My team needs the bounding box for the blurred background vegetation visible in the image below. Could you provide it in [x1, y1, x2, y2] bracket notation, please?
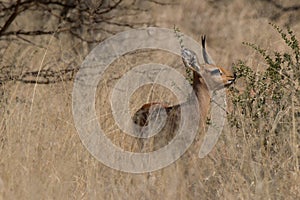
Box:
[0, 0, 299, 199]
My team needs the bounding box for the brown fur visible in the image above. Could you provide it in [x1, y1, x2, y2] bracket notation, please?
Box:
[132, 36, 236, 152]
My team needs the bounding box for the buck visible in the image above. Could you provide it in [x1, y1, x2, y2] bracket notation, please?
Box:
[132, 35, 236, 152]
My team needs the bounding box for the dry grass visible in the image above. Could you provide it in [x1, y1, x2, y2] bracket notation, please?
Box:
[0, 0, 300, 199]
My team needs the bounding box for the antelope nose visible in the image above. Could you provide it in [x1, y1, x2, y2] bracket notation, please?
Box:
[231, 73, 237, 83]
[227, 73, 236, 85]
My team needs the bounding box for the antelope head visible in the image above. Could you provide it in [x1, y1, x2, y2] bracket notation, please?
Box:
[181, 35, 236, 91]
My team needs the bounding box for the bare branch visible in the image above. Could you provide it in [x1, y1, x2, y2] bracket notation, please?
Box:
[147, 0, 178, 6]
[261, 0, 300, 12]
[0, 67, 77, 85]
[1, 30, 56, 36]
[0, 0, 21, 35]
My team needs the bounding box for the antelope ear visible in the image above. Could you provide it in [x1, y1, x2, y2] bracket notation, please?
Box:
[201, 35, 215, 65]
[181, 47, 202, 73]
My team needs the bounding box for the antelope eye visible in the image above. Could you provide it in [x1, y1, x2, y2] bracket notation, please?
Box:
[211, 69, 222, 76]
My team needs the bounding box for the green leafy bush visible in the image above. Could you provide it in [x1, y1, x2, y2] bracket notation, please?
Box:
[228, 23, 299, 171]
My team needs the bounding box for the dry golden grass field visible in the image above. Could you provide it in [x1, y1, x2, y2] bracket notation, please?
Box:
[0, 0, 300, 199]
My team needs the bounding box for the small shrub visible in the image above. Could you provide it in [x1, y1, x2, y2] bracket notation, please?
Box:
[228, 23, 299, 176]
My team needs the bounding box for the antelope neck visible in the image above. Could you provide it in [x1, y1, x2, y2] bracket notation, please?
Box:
[192, 71, 211, 125]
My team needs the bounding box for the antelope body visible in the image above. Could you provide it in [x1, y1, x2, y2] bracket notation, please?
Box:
[132, 35, 236, 152]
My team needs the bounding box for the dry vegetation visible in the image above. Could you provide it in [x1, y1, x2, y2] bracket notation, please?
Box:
[0, 0, 300, 199]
